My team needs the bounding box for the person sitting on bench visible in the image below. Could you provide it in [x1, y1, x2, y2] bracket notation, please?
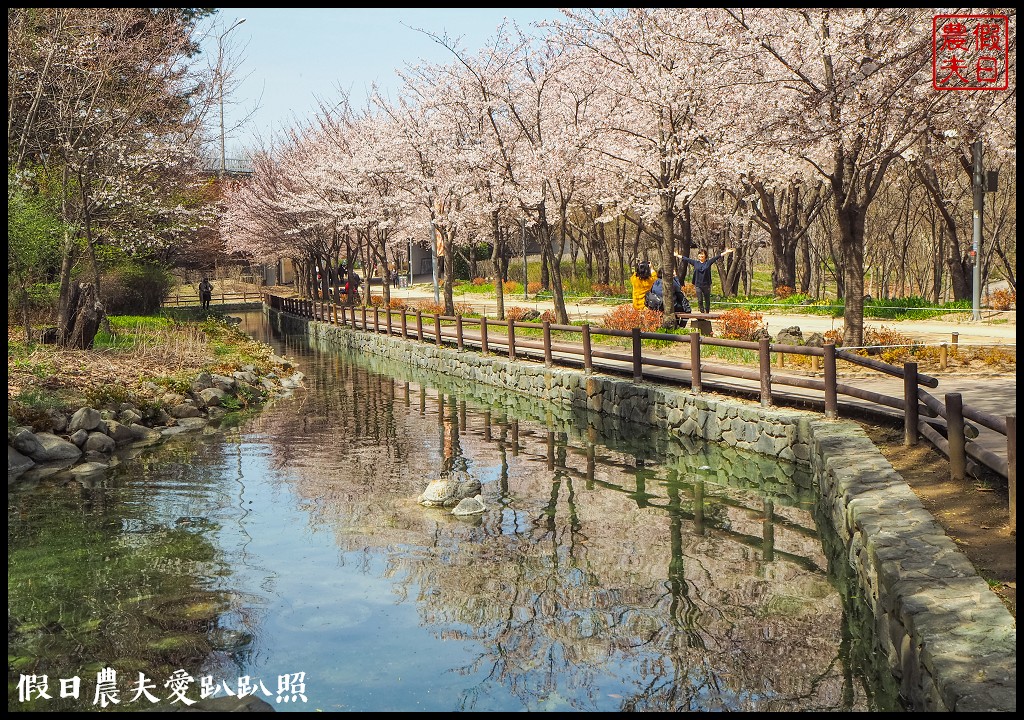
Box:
[644, 273, 691, 326]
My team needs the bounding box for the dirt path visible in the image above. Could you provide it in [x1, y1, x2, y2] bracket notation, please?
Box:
[859, 417, 1015, 618]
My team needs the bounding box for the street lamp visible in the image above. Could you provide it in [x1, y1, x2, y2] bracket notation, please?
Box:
[218, 17, 246, 178]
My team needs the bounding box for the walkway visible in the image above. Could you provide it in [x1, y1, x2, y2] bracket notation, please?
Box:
[383, 279, 1017, 347]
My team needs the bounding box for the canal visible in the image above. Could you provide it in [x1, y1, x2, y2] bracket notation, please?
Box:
[8, 309, 903, 712]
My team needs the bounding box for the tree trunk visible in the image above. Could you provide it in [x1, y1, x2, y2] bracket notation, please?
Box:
[838, 205, 866, 347]
[64, 282, 105, 350]
[539, 221, 570, 325]
[442, 232, 455, 316]
[799, 232, 813, 294]
[491, 211, 505, 320]
[658, 197, 676, 328]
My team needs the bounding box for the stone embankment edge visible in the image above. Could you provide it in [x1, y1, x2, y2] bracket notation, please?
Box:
[8, 353, 303, 485]
[286, 308, 1015, 712]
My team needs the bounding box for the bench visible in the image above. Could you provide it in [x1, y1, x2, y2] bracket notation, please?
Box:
[675, 312, 723, 336]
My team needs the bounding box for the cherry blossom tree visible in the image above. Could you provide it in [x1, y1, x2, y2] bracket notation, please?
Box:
[8, 8, 214, 346]
[555, 8, 739, 326]
[722, 7, 1014, 344]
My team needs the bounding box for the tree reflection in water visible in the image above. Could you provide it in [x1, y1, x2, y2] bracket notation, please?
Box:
[236, 312, 904, 711]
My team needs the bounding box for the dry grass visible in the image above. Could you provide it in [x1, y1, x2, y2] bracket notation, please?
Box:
[7, 317, 272, 415]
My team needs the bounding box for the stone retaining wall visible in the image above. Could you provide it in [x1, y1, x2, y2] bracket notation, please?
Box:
[281, 309, 1015, 712]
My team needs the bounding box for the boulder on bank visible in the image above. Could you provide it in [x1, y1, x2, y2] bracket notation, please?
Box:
[28, 433, 83, 463]
[8, 447, 35, 480]
[9, 360, 306, 485]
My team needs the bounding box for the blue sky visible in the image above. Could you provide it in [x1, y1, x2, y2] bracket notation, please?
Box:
[202, 8, 568, 156]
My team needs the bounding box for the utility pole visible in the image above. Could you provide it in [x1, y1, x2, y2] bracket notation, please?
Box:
[218, 18, 246, 179]
[408, 237, 413, 287]
[521, 218, 528, 300]
[430, 223, 440, 304]
[971, 140, 983, 321]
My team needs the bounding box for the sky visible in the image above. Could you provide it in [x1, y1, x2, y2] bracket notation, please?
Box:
[201, 8, 569, 158]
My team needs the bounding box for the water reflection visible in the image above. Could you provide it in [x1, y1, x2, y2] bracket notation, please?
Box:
[6, 311, 902, 712]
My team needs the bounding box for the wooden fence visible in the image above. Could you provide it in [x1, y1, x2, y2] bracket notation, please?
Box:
[265, 293, 1016, 530]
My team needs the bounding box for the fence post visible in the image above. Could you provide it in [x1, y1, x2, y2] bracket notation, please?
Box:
[690, 331, 702, 393]
[401, 310, 407, 339]
[361, 306, 367, 331]
[416, 310, 423, 342]
[904, 361, 919, 446]
[373, 306, 380, 333]
[759, 337, 772, 407]
[945, 393, 966, 482]
[1008, 415, 1016, 534]
[777, 351, 785, 369]
[824, 343, 837, 419]
[434, 314, 442, 347]
[939, 342, 947, 371]
[582, 323, 592, 373]
[507, 318, 516, 361]
[811, 352, 819, 373]
[543, 321, 552, 367]
[951, 332, 959, 351]
[333, 303, 338, 325]
[456, 315, 464, 351]
[386, 308, 392, 336]
[632, 328, 643, 381]
[480, 318, 489, 355]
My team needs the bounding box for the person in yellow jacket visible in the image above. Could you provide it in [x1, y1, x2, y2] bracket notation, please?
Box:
[629, 260, 657, 310]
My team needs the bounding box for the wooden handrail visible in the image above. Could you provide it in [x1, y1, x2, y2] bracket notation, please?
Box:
[263, 292, 1011, 483]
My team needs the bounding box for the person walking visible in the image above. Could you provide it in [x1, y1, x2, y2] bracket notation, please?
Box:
[198, 276, 213, 312]
[629, 260, 657, 311]
[675, 247, 734, 314]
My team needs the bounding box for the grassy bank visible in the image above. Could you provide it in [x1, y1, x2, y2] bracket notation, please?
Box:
[8, 314, 279, 432]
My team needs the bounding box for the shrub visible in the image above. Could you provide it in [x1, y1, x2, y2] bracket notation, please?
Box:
[681, 282, 697, 299]
[773, 285, 795, 299]
[504, 306, 534, 322]
[101, 263, 174, 315]
[527, 281, 543, 295]
[862, 325, 920, 363]
[368, 294, 385, 307]
[413, 301, 446, 316]
[862, 325, 915, 351]
[601, 304, 664, 332]
[971, 345, 1015, 367]
[453, 303, 476, 317]
[386, 298, 406, 310]
[539, 310, 557, 324]
[823, 329, 843, 347]
[472, 277, 487, 286]
[990, 288, 1015, 310]
[593, 283, 628, 297]
[718, 308, 765, 341]
[503, 280, 520, 294]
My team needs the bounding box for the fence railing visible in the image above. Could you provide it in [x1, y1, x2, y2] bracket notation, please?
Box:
[162, 289, 263, 307]
[265, 293, 1015, 531]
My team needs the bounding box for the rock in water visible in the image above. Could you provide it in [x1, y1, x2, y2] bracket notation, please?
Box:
[418, 470, 482, 507]
[451, 495, 487, 516]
